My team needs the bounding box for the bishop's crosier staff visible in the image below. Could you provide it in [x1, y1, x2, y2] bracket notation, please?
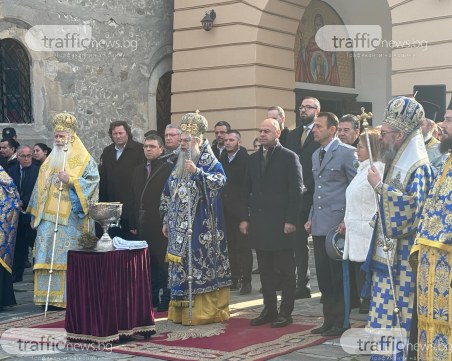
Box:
[44, 135, 69, 318]
[359, 108, 407, 359]
[180, 113, 199, 325]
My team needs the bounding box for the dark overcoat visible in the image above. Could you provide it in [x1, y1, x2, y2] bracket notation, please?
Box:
[242, 142, 304, 251]
[219, 146, 249, 220]
[99, 139, 144, 221]
[129, 158, 173, 252]
[8, 163, 39, 224]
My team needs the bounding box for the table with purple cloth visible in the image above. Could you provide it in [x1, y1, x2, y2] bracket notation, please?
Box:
[65, 248, 155, 343]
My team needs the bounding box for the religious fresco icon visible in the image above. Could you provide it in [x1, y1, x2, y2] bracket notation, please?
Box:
[295, 1, 354, 88]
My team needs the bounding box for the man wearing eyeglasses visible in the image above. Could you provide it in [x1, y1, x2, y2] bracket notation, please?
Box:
[163, 124, 181, 162]
[8, 146, 39, 283]
[364, 96, 435, 361]
[212, 120, 231, 159]
[286, 97, 321, 301]
[130, 134, 173, 311]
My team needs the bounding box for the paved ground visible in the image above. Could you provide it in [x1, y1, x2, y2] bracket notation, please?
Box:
[0, 245, 370, 361]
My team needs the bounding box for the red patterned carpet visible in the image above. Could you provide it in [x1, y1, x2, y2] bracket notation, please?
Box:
[112, 309, 332, 361]
[0, 309, 364, 361]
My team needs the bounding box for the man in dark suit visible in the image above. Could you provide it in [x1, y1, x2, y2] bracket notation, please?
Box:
[305, 112, 357, 336]
[240, 118, 304, 328]
[211, 121, 231, 159]
[219, 130, 252, 294]
[130, 134, 173, 311]
[286, 96, 321, 300]
[8, 145, 39, 282]
[99, 121, 144, 239]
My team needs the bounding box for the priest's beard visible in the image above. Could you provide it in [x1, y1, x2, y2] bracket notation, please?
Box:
[174, 144, 201, 178]
[439, 134, 452, 154]
[380, 139, 398, 165]
[48, 142, 71, 171]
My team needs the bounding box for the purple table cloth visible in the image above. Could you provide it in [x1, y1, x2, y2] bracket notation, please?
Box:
[65, 248, 155, 343]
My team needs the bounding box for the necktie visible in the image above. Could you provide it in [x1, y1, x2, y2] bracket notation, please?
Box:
[146, 163, 151, 178]
[319, 149, 326, 164]
[300, 127, 308, 147]
[261, 148, 268, 171]
[20, 168, 25, 192]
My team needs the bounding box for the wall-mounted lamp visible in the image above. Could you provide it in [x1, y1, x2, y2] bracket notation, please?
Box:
[201, 9, 216, 31]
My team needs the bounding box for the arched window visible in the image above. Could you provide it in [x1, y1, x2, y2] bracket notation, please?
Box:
[0, 38, 32, 123]
[156, 71, 172, 135]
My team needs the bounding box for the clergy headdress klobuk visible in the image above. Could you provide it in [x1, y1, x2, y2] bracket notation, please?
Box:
[52, 112, 77, 135]
[179, 110, 208, 138]
[383, 96, 424, 134]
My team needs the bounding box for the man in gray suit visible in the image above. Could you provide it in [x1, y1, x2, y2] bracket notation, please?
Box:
[305, 111, 357, 337]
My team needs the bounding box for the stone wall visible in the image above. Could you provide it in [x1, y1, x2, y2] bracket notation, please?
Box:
[0, 0, 174, 160]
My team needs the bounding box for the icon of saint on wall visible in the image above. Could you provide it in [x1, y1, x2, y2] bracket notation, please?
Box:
[295, 13, 340, 86]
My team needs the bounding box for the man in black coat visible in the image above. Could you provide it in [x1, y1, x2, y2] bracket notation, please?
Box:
[129, 134, 173, 311]
[8, 145, 39, 282]
[211, 121, 231, 160]
[285, 96, 321, 299]
[219, 130, 252, 295]
[99, 121, 145, 239]
[240, 118, 304, 328]
[267, 106, 289, 147]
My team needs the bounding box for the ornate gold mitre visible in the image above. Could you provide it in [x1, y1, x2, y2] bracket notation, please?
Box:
[52, 112, 77, 134]
[179, 110, 208, 138]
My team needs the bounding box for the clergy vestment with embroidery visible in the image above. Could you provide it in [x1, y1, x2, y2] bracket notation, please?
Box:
[28, 136, 99, 308]
[160, 139, 231, 325]
[0, 166, 20, 308]
[411, 153, 452, 361]
[362, 131, 434, 361]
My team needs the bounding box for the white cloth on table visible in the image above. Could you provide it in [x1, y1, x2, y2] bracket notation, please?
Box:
[112, 237, 148, 250]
